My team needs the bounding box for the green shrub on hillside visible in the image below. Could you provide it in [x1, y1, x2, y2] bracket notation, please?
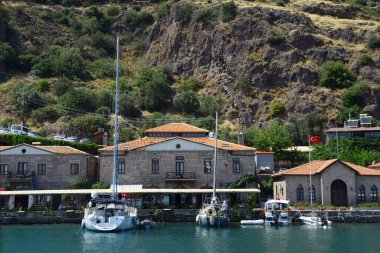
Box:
[32, 46, 86, 79]
[335, 105, 362, 126]
[198, 94, 224, 116]
[176, 1, 195, 25]
[123, 9, 154, 29]
[134, 63, 173, 111]
[104, 5, 120, 17]
[341, 83, 370, 108]
[196, 6, 217, 25]
[70, 114, 108, 138]
[58, 88, 98, 113]
[263, 28, 285, 45]
[269, 101, 286, 118]
[0, 118, 12, 128]
[88, 58, 115, 79]
[367, 33, 380, 49]
[34, 79, 50, 92]
[178, 77, 203, 92]
[220, 1, 238, 22]
[320, 61, 356, 89]
[89, 32, 115, 55]
[31, 107, 61, 123]
[119, 92, 142, 118]
[18, 46, 40, 71]
[358, 53, 373, 66]
[52, 77, 73, 96]
[155, 0, 175, 19]
[0, 42, 16, 65]
[173, 90, 199, 114]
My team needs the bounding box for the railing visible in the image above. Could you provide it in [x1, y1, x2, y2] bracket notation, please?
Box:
[8, 171, 35, 179]
[165, 172, 195, 180]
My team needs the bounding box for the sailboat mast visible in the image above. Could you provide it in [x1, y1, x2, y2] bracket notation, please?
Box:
[113, 35, 120, 199]
[212, 112, 218, 200]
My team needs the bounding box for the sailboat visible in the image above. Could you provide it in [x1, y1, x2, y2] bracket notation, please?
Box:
[81, 36, 138, 232]
[196, 112, 228, 227]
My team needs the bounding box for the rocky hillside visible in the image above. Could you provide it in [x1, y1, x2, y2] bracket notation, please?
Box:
[0, 0, 379, 142]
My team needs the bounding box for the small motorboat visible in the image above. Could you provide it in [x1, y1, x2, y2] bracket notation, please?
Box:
[240, 219, 265, 225]
[264, 199, 291, 226]
[137, 218, 155, 229]
[299, 212, 332, 227]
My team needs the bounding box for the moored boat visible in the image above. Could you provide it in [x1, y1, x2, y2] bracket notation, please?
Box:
[240, 219, 265, 225]
[264, 199, 291, 226]
[299, 212, 332, 227]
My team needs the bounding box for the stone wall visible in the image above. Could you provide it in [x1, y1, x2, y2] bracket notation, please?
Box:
[0, 154, 92, 189]
[99, 150, 255, 188]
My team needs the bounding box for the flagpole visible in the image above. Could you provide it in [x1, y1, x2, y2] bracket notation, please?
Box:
[336, 125, 339, 160]
[308, 133, 312, 205]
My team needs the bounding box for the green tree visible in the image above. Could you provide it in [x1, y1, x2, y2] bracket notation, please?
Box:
[31, 107, 61, 123]
[198, 94, 224, 116]
[34, 79, 50, 92]
[32, 46, 86, 79]
[320, 61, 356, 89]
[269, 101, 286, 118]
[173, 90, 199, 114]
[263, 28, 285, 45]
[70, 114, 108, 137]
[134, 63, 172, 111]
[9, 83, 43, 125]
[220, 1, 238, 22]
[0, 42, 16, 65]
[52, 77, 73, 96]
[367, 33, 380, 49]
[178, 77, 203, 92]
[91, 181, 109, 189]
[341, 83, 370, 108]
[119, 92, 142, 118]
[176, 1, 195, 25]
[251, 121, 293, 160]
[58, 88, 97, 113]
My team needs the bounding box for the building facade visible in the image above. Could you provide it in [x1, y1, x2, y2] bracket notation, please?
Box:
[272, 159, 380, 206]
[0, 143, 98, 190]
[99, 123, 256, 189]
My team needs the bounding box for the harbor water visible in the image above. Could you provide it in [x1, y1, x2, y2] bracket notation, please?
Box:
[2, 223, 380, 253]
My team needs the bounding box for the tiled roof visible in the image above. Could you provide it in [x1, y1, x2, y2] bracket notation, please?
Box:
[272, 159, 380, 177]
[145, 123, 209, 133]
[0, 144, 90, 155]
[368, 162, 380, 169]
[256, 151, 274, 154]
[99, 137, 255, 152]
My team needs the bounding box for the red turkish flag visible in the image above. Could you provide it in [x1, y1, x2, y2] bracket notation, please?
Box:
[309, 135, 321, 145]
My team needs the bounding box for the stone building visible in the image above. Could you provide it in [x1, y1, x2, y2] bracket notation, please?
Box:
[99, 123, 256, 206]
[272, 159, 380, 206]
[0, 143, 98, 190]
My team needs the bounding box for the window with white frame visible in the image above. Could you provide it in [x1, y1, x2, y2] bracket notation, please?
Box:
[232, 158, 240, 173]
[37, 164, 47, 175]
[370, 185, 377, 201]
[358, 185, 366, 202]
[18, 162, 28, 175]
[0, 164, 8, 175]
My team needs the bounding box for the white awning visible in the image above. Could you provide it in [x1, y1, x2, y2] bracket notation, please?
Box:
[0, 188, 260, 195]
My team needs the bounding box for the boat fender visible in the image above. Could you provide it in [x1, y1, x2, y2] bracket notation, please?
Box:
[288, 208, 292, 215]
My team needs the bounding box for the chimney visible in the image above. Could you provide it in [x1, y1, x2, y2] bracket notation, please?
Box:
[103, 132, 108, 146]
[238, 131, 244, 145]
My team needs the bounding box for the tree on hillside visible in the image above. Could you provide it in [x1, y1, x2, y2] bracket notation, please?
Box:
[9, 83, 42, 125]
[70, 114, 108, 138]
[134, 63, 172, 111]
[248, 121, 293, 160]
[58, 88, 97, 113]
[320, 61, 356, 89]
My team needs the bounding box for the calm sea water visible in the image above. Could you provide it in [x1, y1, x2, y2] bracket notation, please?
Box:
[2, 223, 380, 253]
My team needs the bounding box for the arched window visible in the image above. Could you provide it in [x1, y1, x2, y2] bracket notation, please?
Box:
[296, 185, 304, 201]
[357, 185, 366, 202]
[308, 185, 316, 201]
[370, 185, 378, 201]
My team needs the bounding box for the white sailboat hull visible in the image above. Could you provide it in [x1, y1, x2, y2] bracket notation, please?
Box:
[82, 215, 135, 232]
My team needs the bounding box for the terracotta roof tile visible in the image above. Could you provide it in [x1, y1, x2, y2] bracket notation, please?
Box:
[272, 159, 380, 177]
[368, 162, 380, 169]
[0, 144, 90, 155]
[99, 137, 255, 152]
[145, 123, 209, 133]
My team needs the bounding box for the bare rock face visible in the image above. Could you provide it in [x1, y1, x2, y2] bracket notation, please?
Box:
[292, 1, 369, 19]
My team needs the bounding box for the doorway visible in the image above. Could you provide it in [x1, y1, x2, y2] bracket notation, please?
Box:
[331, 179, 348, 206]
